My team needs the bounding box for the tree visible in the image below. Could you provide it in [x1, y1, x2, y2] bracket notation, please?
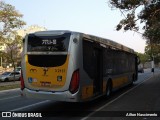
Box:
[109, 0, 160, 44]
[136, 52, 150, 67]
[4, 33, 23, 67]
[145, 44, 160, 64]
[0, 1, 25, 71]
[0, 1, 26, 35]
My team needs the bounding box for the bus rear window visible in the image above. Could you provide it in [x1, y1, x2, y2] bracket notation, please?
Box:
[27, 33, 70, 52]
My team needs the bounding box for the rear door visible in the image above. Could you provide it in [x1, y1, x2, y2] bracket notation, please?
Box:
[93, 48, 103, 95]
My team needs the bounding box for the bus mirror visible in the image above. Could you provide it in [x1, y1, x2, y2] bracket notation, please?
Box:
[73, 38, 78, 43]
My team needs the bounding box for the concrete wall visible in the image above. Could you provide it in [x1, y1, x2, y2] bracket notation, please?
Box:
[143, 62, 160, 68]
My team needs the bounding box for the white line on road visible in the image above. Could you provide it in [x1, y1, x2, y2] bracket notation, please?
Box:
[81, 75, 153, 120]
[0, 95, 21, 101]
[10, 100, 50, 111]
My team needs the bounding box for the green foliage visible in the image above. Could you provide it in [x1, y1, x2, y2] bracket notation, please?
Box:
[145, 44, 160, 64]
[136, 52, 150, 65]
[109, 0, 160, 44]
[0, 1, 26, 68]
[0, 1, 25, 35]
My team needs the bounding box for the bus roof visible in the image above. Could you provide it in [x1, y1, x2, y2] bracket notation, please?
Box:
[31, 30, 135, 54]
[83, 34, 135, 54]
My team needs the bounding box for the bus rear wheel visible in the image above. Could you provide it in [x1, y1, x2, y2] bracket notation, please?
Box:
[129, 74, 135, 86]
[106, 80, 112, 97]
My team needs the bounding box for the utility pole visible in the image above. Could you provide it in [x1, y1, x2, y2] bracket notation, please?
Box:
[150, 40, 154, 74]
[151, 56, 154, 74]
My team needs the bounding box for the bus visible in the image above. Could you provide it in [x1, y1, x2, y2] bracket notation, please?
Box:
[21, 30, 139, 102]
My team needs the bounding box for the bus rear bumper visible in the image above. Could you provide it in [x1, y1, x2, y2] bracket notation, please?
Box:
[22, 88, 79, 102]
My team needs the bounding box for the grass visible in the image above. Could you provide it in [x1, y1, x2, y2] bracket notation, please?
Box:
[0, 84, 20, 91]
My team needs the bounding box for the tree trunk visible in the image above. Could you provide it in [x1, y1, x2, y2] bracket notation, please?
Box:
[11, 49, 16, 82]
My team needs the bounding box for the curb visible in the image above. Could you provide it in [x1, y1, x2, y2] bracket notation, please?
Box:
[0, 81, 20, 87]
[0, 88, 20, 93]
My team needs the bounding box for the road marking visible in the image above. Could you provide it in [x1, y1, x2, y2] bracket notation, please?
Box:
[0, 95, 21, 101]
[81, 75, 153, 120]
[10, 100, 50, 111]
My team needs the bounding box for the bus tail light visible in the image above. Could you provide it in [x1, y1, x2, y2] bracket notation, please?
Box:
[69, 69, 80, 94]
[20, 70, 25, 90]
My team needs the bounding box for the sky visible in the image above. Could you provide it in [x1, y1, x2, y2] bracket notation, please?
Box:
[5, 0, 146, 53]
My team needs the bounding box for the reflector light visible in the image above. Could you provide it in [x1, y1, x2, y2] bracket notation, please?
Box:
[69, 69, 79, 94]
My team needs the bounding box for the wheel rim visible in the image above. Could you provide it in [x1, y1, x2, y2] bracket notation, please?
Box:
[106, 83, 111, 96]
[107, 89, 110, 96]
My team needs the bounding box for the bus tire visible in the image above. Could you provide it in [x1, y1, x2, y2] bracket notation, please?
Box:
[129, 74, 135, 86]
[4, 78, 9, 82]
[106, 80, 112, 97]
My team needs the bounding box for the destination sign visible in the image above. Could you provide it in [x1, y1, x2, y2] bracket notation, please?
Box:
[27, 33, 70, 52]
[42, 39, 57, 45]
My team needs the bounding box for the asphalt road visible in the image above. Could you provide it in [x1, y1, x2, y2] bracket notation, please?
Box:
[0, 68, 160, 120]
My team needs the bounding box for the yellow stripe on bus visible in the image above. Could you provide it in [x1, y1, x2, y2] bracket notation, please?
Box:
[82, 85, 93, 99]
[112, 76, 128, 88]
[103, 81, 107, 93]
